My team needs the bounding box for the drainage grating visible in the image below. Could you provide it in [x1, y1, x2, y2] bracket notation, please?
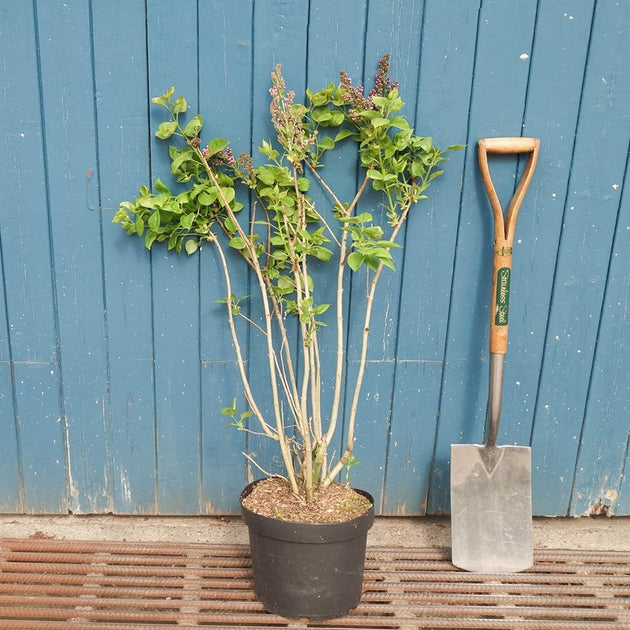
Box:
[0, 538, 628, 629]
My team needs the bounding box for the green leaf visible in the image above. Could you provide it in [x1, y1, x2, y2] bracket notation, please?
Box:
[182, 114, 203, 138]
[318, 136, 335, 151]
[371, 95, 390, 109]
[411, 160, 425, 177]
[329, 111, 345, 126]
[380, 257, 396, 271]
[334, 129, 355, 142]
[315, 246, 333, 262]
[229, 236, 246, 250]
[364, 254, 380, 271]
[309, 90, 330, 107]
[389, 116, 410, 130]
[151, 87, 175, 107]
[347, 252, 364, 271]
[416, 136, 434, 151]
[270, 250, 288, 261]
[172, 96, 188, 114]
[376, 240, 401, 248]
[155, 121, 177, 140]
[220, 186, 235, 205]
[147, 210, 161, 231]
[171, 147, 195, 173]
[224, 217, 237, 233]
[313, 303, 330, 315]
[134, 216, 145, 236]
[219, 398, 237, 416]
[179, 213, 195, 229]
[198, 188, 218, 206]
[256, 167, 275, 186]
[311, 107, 332, 123]
[185, 239, 199, 255]
[144, 230, 157, 249]
[354, 212, 374, 224]
[258, 140, 279, 159]
[204, 137, 229, 158]
[277, 275, 294, 292]
[154, 178, 171, 194]
[112, 207, 129, 224]
[371, 117, 390, 128]
[363, 226, 384, 239]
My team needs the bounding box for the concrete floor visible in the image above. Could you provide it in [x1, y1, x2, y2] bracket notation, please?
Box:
[0, 514, 628, 551]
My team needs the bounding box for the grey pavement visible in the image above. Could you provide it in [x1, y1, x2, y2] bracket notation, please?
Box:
[0, 514, 628, 551]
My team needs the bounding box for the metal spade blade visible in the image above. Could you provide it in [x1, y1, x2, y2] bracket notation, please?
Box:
[451, 441, 533, 573]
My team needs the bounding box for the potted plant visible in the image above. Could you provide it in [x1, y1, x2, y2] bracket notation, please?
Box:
[114, 55, 460, 620]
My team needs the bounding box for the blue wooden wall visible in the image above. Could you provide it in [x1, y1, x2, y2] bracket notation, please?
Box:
[0, 0, 628, 516]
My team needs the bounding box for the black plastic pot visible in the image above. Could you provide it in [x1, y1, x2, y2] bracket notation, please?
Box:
[240, 480, 375, 621]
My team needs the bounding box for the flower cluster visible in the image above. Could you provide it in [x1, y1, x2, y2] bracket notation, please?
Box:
[338, 70, 373, 124]
[370, 53, 398, 98]
[269, 65, 315, 166]
[236, 152, 256, 186]
[336, 55, 399, 124]
[202, 145, 237, 168]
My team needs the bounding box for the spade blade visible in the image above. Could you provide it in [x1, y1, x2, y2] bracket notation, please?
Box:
[450, 443, 533, 573]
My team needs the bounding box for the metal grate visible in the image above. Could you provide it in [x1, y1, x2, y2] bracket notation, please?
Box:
[0, 538, 628, 629]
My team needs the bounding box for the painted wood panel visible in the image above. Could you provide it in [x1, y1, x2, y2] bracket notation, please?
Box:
[93, 0, 157, 514]
[146, 0, 203, 514]
[1, 1, 67, 513]
[530, 0, 630, 515]
[0, 0, 628, 516]
[197, 0, 255, 514]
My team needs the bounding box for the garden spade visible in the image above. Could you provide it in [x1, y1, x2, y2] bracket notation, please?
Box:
[451, 137, 540, 573]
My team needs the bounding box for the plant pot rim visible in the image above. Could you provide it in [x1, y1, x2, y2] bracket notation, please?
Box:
[240, 479, 375, 544]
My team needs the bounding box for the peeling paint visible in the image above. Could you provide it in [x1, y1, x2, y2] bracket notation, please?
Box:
[65, 428, 80, 514]
[587, 489, 618, 517]
[119, 468, 132, 505]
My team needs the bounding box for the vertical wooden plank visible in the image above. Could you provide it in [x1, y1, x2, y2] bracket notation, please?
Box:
[197, 0, 254, 513]
[35, 0, 112, 513]
[0, 1, 69, 513]
[14, 363, 67, 513]
[531, 0, 630, 515]
[0, 251, 20, 510]
[0, 260, 21, 511]
[0, 1, 35, 512]
[570, 154, 630, 516]
[0, 2, 58, 365]
[617, 444, 630, 514]
[383, 0, 476, 514]
[428, 0, 538, 513]
[0, 364, 21, 512]
[93, 0, 157, 513]
[146, 0, 202, 513]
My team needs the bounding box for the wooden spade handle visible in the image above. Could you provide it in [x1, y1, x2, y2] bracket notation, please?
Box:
[478, 137, 540, 354]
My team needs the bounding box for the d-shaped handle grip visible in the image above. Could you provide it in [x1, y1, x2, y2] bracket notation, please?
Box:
[478, 137, 540, 355]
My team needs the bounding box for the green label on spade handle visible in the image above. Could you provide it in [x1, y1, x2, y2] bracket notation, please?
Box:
[495, 267, 511, 326]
